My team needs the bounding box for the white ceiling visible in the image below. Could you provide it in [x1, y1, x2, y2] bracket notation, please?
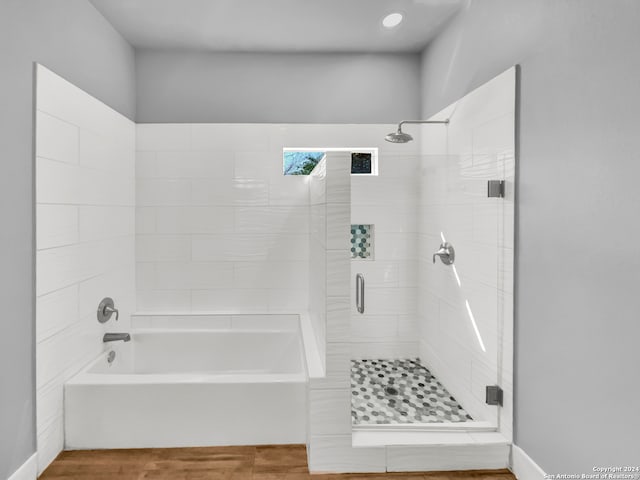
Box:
[89, 0, 463, 53]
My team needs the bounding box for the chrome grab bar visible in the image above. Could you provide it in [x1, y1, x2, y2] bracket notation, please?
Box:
[356, 273, 365, 314]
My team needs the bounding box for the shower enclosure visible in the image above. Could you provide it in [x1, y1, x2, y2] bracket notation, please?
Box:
[348, 68, 515, 441]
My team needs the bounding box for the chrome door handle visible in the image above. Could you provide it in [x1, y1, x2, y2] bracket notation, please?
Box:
[433, 242, 455, 265]
[356, 273, 365, 314]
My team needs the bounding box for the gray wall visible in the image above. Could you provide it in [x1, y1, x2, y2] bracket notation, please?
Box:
[0, 0, 134, 477]
[421, 0, 640, 472]
[135, 51, 421, 123]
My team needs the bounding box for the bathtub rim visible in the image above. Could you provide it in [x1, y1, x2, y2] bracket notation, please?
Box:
[67, 314, 312, 386]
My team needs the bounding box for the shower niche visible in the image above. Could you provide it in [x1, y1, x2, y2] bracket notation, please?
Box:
[350, 224, 373, 260]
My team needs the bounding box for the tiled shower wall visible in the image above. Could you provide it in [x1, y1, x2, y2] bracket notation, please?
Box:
[350, 148, 421, 358]
[308, 157, 328, 362]
[418, 68, 515, 437]
[35, 65, 136, 472]
[306, 153, 377, 472]
[135, 124, 310, 312]
[135, 124, 419, 319]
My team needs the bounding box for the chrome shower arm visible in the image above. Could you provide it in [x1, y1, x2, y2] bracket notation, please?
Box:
[398, 119, 449, 129]
[385, 119, 449, 143]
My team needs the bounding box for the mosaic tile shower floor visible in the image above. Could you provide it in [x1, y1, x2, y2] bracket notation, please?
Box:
[351, 358, 473, 425]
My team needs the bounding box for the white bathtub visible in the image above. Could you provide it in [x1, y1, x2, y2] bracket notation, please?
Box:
[65, 314, 307, 449]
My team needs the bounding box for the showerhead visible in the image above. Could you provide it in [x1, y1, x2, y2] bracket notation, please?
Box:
[385, 127, 413, 144]
[385, 119, 449, 144]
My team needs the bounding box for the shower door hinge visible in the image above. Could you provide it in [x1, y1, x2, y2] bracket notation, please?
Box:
[487, 180, 505, 198]
[485, 385, 504, 406]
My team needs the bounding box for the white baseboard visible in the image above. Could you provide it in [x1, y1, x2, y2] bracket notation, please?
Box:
[511, 445, 546, 480]
[8, 453, 37, 480]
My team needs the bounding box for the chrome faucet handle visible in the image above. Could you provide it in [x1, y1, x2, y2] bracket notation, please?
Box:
[97, 297, 119, 323]
[432, 247, 446, 263]
[104, 305, 119, 321]
[433, 242, 455, 265]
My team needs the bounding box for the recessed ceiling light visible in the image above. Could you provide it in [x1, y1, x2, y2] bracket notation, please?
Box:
[382, 12, 403, 28]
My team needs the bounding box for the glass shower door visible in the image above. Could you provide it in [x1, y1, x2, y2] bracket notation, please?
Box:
[418, 150, 503, 429]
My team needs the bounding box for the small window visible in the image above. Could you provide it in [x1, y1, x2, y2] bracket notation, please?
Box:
[283, 151, 325, 175]
[283, 148, 378, 176]
[351, 152, 372, 174]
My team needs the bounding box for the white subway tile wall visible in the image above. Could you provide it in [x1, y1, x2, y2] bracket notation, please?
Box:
[307, 153, 382, 472]
[417, 67, 515, 437]
[35, 65, 136, 472]
[135, 125, 307, 311]
[308, 157, 328, 363]
[350, 151, 421, 358]
[135, 124, 415, 314]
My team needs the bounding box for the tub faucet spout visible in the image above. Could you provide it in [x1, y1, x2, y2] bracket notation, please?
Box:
[103, 333, 131, 343]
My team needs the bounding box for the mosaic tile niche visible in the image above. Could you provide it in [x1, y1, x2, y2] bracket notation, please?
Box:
[351, 224, 373, 259]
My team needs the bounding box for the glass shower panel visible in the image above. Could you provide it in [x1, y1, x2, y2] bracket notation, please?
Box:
[418, 151, 502, 429]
